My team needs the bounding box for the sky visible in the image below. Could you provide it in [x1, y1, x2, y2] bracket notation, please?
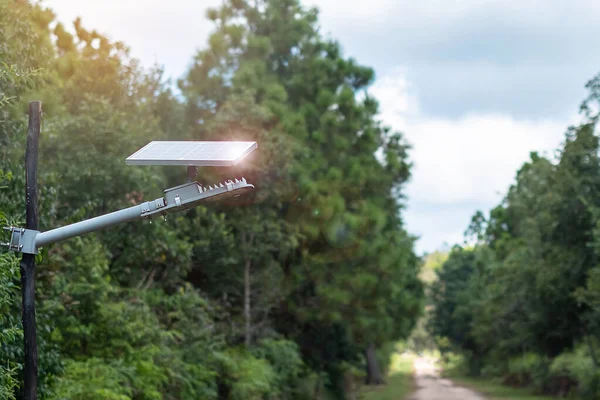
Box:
[44, 0, 600, 254]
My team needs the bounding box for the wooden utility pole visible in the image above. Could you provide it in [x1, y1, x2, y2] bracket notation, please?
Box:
[21, 101, 41, 400]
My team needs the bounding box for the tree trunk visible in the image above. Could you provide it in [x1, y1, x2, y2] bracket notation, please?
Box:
[243, 231, 254, 347]
[244, 257, 251, 347]
[365, 343, 384, 385]
[313, 374, 322, 399]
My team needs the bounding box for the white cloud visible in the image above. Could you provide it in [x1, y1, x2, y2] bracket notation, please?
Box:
[405, 114, 567, 204]
[369, 71, 419, 128]
[370, 69, 577, 252]
[404, 207, 470, 254]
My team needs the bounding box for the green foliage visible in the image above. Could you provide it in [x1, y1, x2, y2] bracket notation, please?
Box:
[428, 246, 484, 372]
[0, 250, 20, 400]
[50, 358, 132, 400]
[180, 0, 423, 396]
[506, 353, 551, 391]
[0, 1, 49, 108]
[549, 343, 600, 399]
[0, 1, 422, 399]
[430, 71, 600, 399]
[251, 339, 305, 398]
[420, 251, 448, 284]
[0, 3, 47, 396]
[214, 347, 276, 400]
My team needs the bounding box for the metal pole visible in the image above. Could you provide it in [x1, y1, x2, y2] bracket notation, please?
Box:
[187, 166, 198, 183]
[35, 203, 146, 248]
[4, 174, 252, 255]
[21, 101, 40, 400]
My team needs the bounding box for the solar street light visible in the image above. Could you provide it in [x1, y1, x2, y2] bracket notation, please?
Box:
[6, 103, 259, 400]
[2, 140, 257, 255]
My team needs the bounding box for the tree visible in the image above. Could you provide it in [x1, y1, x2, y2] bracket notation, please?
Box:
[430, 71, 600, 398]
[179, 0, 422, 396]
[1, 1, 422, 398]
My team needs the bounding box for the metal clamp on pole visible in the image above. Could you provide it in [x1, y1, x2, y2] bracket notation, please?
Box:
[1, 227, 40, 254]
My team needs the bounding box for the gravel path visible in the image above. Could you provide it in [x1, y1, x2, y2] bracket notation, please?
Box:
[408, 357, 486, 400]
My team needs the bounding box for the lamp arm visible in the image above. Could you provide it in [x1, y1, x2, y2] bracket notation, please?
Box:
[2, 177, 253, 255]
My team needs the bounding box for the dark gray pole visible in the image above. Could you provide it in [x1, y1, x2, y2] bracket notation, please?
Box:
[21, 101, 41, 400]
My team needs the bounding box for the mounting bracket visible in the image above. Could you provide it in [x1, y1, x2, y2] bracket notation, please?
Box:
[2, 227, 40, 254]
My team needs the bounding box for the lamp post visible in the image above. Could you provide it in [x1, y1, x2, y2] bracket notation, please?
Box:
[1, 102, 257, 399]
[4, 175, 255, 255]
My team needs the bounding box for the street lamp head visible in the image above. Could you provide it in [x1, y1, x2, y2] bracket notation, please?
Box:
[142, 177, 254, 219]
[126, 140, 258, 214]
[3, 141, 257, 254]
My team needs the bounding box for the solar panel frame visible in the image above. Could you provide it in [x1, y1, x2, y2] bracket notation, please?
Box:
[125, 141, 258, 166]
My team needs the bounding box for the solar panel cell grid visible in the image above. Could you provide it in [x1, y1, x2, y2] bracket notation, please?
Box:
[125, 141, 257, 166]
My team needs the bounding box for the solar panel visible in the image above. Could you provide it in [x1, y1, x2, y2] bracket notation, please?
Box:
[125, 141, 257, 166]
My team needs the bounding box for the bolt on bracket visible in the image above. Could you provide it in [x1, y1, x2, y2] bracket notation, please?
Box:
[1, 227, 40, 254]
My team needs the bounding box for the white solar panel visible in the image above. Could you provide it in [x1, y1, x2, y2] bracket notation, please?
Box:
[125, 141, 257, 166]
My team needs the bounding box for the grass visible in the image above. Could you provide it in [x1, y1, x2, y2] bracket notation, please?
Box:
[359, 352, 415, 400]
[444, 371, 556, 400]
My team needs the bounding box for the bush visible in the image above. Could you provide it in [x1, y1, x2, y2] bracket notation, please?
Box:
[214, 347, 276, 400]
[550, 343, 600, 399]
[50, 358, 132, 400]
[439, 352, 466, 375]
[0, 251, 20, 400]
[506, 352, 550, 391]
[480, 361, 506, 381]
[251, 339, 305, 398]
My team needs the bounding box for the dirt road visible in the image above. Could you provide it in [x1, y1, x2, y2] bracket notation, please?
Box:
[408, 357, 486, 400]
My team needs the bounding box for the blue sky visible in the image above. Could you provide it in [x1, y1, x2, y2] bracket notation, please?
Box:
[45, 0, 600, 254]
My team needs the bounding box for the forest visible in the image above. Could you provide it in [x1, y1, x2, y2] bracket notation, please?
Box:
[428, 75, 600, 398]
[0, 0, 423, 399]
[5, 1, 600, 400]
